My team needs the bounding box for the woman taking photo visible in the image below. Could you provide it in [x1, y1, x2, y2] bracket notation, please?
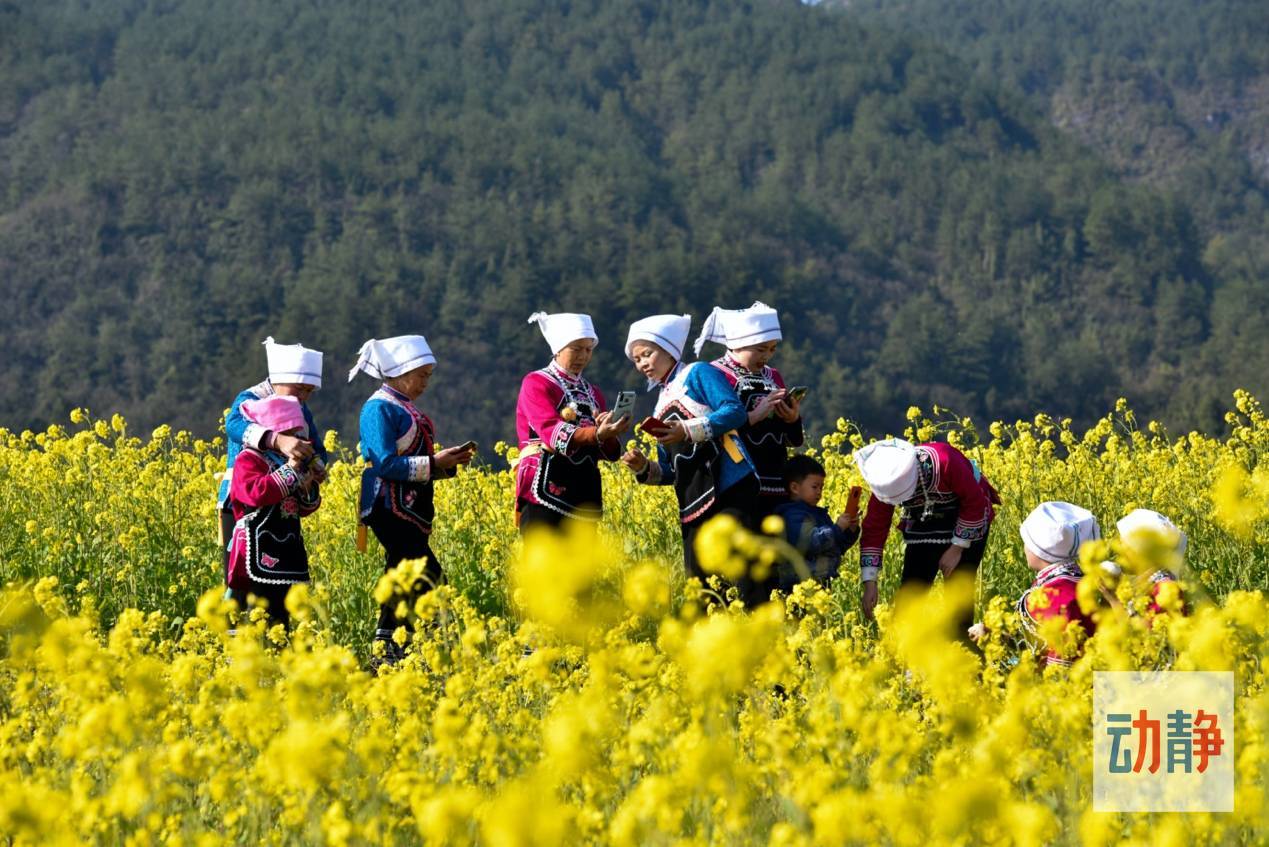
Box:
[515, 311, 631, 532]
[620, 314, 772, 607]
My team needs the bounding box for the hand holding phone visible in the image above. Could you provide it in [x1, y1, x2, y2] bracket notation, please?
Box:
[639, 416, 671, 437]
[838, 485, 863, 530]
[609, 390, 636, 422]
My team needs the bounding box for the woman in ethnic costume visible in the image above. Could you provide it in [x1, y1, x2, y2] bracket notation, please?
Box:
[853, 438, 999, 622]
[218, 337, 326, 590]
[225, 395, 322, 627]
[514, 311, 631, 532]
[620, 314, 772, 608]
[349, 335, 474, 663]
[693, 301, 804, 518]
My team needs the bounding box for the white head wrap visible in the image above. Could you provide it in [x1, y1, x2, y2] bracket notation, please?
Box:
[1117, 508, 1187, 557]
[625, 314, 693, 362]
[526, 312, 597, 354]
[1020, 501, 1102, 564]
[347, 335, 436, 382]
[262, 336, 323, 388]
[853, 438, 920, 505]
[693, 301, 782, 356]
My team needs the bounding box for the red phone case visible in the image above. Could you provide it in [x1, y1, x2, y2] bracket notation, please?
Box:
[640, 416, 670, 436]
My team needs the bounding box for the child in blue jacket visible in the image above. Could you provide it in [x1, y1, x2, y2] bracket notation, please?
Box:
[774, 455, 861, 592]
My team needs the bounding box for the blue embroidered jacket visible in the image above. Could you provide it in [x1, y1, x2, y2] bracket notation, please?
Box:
[639, 362, 757, 499]
[357, 385, 454, 521]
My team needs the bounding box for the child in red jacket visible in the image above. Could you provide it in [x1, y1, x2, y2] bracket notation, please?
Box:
[1012, 501, 1101, 667]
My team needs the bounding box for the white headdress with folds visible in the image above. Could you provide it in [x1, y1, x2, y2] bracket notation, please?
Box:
[853, 438, 920, 505]
[1117, 508, 1187, 557]
[262, 336, 323, 388]
[347, 335, 436, 382]
[693, 301, 782, 356]
[625, 314, 693, 362]
[1021, 501, 1102, 564]
[527, 312, 597, 354]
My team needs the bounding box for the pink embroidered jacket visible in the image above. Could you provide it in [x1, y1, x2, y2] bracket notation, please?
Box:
[514, 362, 621, 519]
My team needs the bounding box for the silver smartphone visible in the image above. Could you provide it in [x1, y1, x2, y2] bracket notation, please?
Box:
[610, 390, 636, 422]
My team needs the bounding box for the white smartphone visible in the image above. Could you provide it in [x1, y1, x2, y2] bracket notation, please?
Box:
[610, 390, 636, 421]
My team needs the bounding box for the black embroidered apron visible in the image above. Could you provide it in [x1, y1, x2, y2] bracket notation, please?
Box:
[527, 368, 604, 520]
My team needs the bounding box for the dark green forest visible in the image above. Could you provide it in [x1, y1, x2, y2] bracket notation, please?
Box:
[2, 0, 1266, 453]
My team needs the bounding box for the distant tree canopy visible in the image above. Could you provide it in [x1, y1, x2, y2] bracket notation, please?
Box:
[0, 0, 1264, 454]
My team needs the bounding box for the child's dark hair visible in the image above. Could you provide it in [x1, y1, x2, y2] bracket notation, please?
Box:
[783, 454, 826, 489]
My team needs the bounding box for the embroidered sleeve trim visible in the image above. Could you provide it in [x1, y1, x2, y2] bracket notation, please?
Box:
[954, 517, 988, 542]
[683, 416, 713, 443]
[243, 423, 269, 450]
[271, 464, 302, 493]
[861, 564, 881, 582]
[552, 422, 578, 454]
[408, 456, 431, 482]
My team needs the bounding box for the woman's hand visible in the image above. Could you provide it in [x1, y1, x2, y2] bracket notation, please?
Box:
[306, 458, 328, 485]
[655, 421, 689, 445]
[861, 580, 879, 620]
[433, 445, 475, 471]
[620, 450, 649, 473]
[595, 410, 631, 441]
[273, 433, 315, 462]
[938, 544, 964, 578]
[749, 389, 786, 425]
[774, 392, 801, 423]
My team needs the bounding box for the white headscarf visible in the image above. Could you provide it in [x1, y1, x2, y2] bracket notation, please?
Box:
[347, 335, 436, 382]
[625, 314, 693, 362]
[527, 312, 597, 354]
[262, 336, 323, 388]
[1020, 501, 1102, 564]
[693, 301, 782, 356]
[1117, 508, 1187, 557]
[853, 438, 920, 505]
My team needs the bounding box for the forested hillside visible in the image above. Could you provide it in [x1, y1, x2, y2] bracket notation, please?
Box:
[1, 0, 1262, 451]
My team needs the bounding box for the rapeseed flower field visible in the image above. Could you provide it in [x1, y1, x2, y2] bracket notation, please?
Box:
[0, 395, 1265, 844]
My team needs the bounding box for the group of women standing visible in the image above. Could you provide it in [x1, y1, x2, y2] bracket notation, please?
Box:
[514, 304, 804, 607]
[218, 305, 1188, 668]
[219, 304, 807, 652]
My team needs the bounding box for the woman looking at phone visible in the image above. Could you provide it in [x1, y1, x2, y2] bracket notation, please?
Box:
[514, 312, 631, 532]
[693, 302, 804, 518]
[348, 334, 475, 665]
[620, 314, 772, 608]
